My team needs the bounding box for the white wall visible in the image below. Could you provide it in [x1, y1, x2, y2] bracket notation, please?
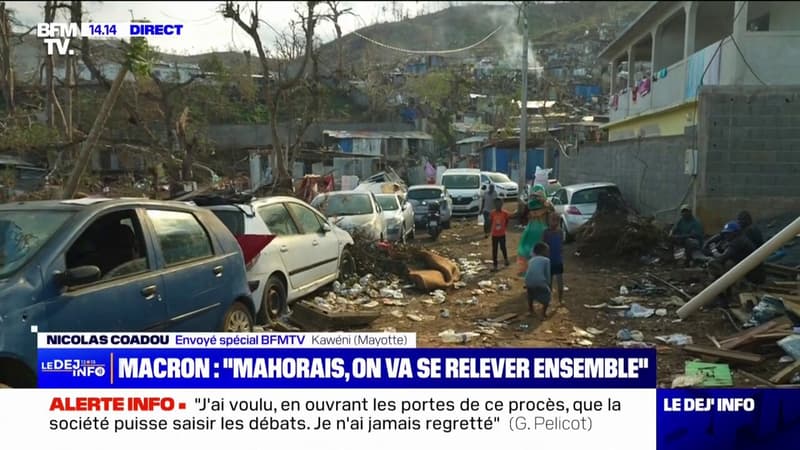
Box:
[748, 2, 800, 31]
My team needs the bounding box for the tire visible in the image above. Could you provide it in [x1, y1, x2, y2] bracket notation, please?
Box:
[338, 248, 356, 281]
[562, 219, 572, 243]
[221, 302, 253, 332]
[262, 275, 287, 323]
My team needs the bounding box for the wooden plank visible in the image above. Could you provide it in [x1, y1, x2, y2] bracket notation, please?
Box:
[720, 317, 791, 349]
[772, 281, 800, 287]
[491, 313, 519, 323]
[737, 369, 776, 386]
[683, 345, 765, 365]
[770, 360, 800, 384]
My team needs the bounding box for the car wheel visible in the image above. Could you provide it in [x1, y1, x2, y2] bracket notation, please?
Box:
[262, 275, 287, 323]
[444, 219, 451, 229]
[338, 248, 356, 281]
[562, 219, 572, 243]
[221, 302, 253, 332]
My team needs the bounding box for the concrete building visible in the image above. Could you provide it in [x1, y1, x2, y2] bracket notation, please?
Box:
[601, 1, 800, 142]
[560, 1, 800, 230]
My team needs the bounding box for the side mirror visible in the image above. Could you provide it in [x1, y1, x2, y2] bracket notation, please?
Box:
[321, 223, 332, 233]
[56, 265, 101, 287]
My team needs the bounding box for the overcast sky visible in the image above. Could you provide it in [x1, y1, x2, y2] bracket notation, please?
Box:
[10, 1, 486, 55]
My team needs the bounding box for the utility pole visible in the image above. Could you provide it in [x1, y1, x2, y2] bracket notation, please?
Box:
[518, 2, 529, 192]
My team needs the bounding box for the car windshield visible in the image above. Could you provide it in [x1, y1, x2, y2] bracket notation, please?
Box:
[442, 174, 479, 189]
[489, 173, 512, 183]
[571, 186, 621, 204]
[0, 210, 74, 278]
[376, 196, 399, 211]
[407, 188, 442, 200]
[313, 194, 374, 216]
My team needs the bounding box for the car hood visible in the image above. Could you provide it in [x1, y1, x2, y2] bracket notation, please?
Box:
[329, 214, 379, 229]
[494, 182, 518, 190]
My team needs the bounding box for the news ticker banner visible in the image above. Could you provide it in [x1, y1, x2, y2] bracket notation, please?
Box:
[0, 332, 796, 450]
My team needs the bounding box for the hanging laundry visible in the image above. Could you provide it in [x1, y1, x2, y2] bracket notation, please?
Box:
[659, 67, 668, 79]
[639, 77, 651, 97]
[611, 94, 619, 110]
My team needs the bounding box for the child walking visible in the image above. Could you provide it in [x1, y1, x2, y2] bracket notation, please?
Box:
[525, 242, 551, 318]
[489, 198, 510, 271]
[543, 212, 565, 302]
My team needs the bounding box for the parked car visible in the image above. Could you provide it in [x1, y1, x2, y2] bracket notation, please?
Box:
[441, 168, 482, 216]
[375, 193, 415, 243]
[192, 194, 355, 324]
[0, 198, 256, 388]
[406, 185, 453, 230]
[550, 182, 623, 241]
[480, 171, 519, 199]
[311, 191, 386, 242]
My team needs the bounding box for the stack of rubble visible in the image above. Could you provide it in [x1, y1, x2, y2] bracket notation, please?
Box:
[577, 190, 666, 256]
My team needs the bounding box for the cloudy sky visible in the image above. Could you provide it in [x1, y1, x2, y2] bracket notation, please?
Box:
[11, 1, 480, 55]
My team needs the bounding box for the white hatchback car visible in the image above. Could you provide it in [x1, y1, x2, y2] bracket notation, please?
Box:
[193, 195, 355, 323]
[375, 193, 415, 243]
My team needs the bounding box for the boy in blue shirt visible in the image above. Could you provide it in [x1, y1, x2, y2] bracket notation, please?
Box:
[542, 213, 564, 302]
[525, 242, 551, 318]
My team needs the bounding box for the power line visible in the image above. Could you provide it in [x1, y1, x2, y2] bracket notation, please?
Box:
[729, 35, 767, 86]
[352, 25, 504, 55]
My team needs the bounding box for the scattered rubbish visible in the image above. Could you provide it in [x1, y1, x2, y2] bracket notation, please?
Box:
[655, 308, 668, 317]
[624, 303, 655, 318]
[576, 339, 593, 347]
[655, 334, 693, 346]
[685, 361, 733, 387]
[349, 283, 364, 296]
[389, 310, 404, 318]
[457, 297, 479, 305]
[406, 314, 423, 322]
[672, 318, 683, 323]
[665, 296, 687, 307]
[440, 309, 451, 319]
[379, 287, 404, 299]
[359, 274, 374, 285]
[382, 327, 397, 333]
[332, 281, 342, 292]
[517, 323, 529, 331]
[382, 298, 408, 306]
[490, 313, 518, 323]
[671, 373, 705, 388]
[780, 356, 795, 363]
[477, 280, 493, 289]
[572, 327, 597, 339]
[564, 286, 570, 292]
[744, 296, 786, 328]
[587, 327, 606, 335]
[422, 290, 447, 305]
[367, 289, 380, 298]
[439, 330, 480, 344]
[584, 302, 607, 309]
[646, 273, 690, 299]
[778, 335, 800, 360]
[792, 373, 800, 384]
[617, 341, 655, 349]
[619, 285, 629, 295]
[616, 329, 644, 342]
[454, 281, 467, 289]
[471, 289, 484, 295]
[475, 326, 497, 335]
[361, 300, 380, 308]
[609, 296, 630, 306]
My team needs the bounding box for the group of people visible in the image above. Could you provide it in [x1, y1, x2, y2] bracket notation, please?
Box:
[480, 183, 563, 319]
[669, 206, 766, 285]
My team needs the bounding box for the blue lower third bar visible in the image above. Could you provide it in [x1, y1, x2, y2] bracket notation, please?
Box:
[657, 389, 800, 450]
[37, 348, 656, 388]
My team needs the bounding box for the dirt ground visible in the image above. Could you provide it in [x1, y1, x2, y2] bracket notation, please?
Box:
[362, 208, 782, 388]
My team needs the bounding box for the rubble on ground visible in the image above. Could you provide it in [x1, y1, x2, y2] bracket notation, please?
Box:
[576, 191, 667, 257]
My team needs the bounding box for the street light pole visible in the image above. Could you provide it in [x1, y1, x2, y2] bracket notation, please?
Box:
[518, 3, 529, 192]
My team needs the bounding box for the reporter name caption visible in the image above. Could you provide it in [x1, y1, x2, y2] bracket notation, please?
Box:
[20, 335, 656, 449]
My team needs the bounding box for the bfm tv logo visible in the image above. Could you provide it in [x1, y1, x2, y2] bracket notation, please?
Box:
[41, 359, 107, 377]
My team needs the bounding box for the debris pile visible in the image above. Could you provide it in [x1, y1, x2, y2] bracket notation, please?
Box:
[576, 191, 667, 257]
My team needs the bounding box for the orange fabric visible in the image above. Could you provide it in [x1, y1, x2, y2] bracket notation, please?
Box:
[489, 210, 510, 237]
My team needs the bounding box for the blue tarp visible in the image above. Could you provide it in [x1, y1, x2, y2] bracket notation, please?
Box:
[338, 138, 353, 153]
[480, 147, 545, 177]
[574, 84, 601, 100]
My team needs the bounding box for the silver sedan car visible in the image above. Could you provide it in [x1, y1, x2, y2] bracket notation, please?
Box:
[549, 182, 622, 241]
[375, 193, 415, 243]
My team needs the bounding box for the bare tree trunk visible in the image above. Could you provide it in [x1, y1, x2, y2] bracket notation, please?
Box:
[62, 66, 128, 199]
[64, 54, 73, 139]
[0, 2, 15, 114]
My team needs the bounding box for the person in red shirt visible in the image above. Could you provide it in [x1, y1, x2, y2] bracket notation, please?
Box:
[489, 198, 510, 271]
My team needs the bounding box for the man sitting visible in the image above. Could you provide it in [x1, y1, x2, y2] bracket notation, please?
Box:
[709, 221, 766, 285]
[669, 204, 704, 266]
[737, 211, 764, 248]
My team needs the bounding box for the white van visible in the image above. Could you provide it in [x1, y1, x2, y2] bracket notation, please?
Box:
[440, 168, 482, 216]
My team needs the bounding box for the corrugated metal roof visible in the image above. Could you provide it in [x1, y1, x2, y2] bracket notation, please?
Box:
[323, 130, 433, 140]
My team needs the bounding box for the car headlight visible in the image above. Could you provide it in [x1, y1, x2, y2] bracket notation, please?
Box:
[472, 194, 479, 200]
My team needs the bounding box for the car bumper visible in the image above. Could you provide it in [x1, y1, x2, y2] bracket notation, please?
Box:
[496, 190, 518, 199]
[564, 215, 591, 235]
[452, 204, 480, 215]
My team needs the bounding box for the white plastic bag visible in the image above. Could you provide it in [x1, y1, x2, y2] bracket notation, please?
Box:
[533, 166, 552, 187]
[477, 214, 485, 226]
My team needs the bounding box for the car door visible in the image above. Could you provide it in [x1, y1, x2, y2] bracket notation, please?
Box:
[285, 201, 340, 286]
[144, 208, 228, 331]
[256, 203, 311, 290]
[45, 208, 169, 332]
[552, 189, 568, 215]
